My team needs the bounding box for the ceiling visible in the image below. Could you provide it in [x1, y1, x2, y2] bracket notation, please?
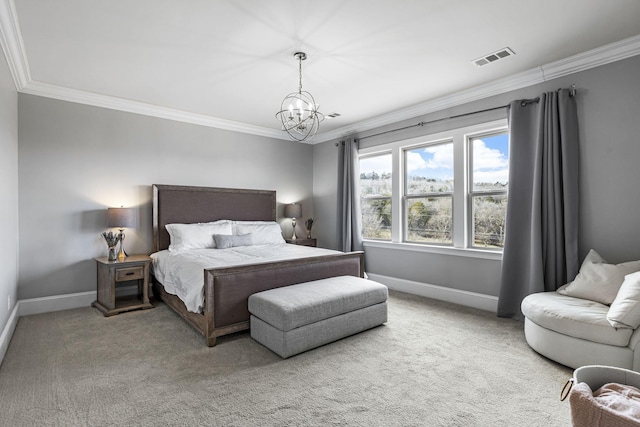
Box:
[2, 0, 640, 143]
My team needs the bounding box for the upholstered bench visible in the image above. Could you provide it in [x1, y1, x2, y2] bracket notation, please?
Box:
[248, 275, 388, 358]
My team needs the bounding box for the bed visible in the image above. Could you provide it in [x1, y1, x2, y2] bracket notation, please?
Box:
[151, 184, 365, 346]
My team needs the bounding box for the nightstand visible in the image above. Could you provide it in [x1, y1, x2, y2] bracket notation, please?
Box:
[285, 238, 317, 247]
[93, 254, 153, 316]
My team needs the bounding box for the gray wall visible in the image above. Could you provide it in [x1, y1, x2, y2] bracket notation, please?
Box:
[17, 95, 314, 300]
[312, 139, 343, 250]
[314, 54, 640, 297]
[0, 52, 18, 336]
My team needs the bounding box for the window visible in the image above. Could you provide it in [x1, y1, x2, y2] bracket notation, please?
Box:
[359, 119, 508, 252]
[404, 141, 454, 244]
[359, 153, 392, 240]
[469, 132, 509, 248]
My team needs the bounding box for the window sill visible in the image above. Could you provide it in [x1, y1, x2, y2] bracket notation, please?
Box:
[363, 240, 503, 261]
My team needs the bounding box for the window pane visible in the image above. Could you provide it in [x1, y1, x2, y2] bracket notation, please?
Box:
[361, 198, 392, 240]
[405, 197, 452, 244]
[406, 143, 454, 195]
[360, 154, 392, 197]
[471, 133, 509, 192]
[472, 195, 507, 248]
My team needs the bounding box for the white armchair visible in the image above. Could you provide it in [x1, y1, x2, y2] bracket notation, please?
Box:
[522, 291, 640, 370]
[521, 250, 640, 370]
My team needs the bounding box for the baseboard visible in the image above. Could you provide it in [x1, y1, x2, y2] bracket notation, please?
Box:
[18, 290, 96, 317]
[0, 303, 19, 368]
[1, 288, 133, 366]
[366, 273, 498, 313]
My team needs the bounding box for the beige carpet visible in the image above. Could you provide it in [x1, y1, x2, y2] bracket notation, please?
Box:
[0, 291, 572, 426]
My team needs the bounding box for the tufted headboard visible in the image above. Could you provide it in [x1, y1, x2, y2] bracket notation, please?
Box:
[152, 184, 277, 253]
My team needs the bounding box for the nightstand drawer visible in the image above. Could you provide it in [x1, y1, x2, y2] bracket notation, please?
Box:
[115, 266, 144, 282]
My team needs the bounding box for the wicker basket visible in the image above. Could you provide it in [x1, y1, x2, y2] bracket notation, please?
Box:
[561, 365, 640, 427]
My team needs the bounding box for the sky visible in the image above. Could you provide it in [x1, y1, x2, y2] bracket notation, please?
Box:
[360, 153, 391, 176]
[361, 133, 509, 184]
[471, 133, 509, 185]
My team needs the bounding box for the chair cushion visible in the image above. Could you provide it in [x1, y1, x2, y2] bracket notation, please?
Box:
[248, 276, 388, 331]
[522, 292, 633, 347]
[608, 272, 640, 329]
[557, 249, 640, 305]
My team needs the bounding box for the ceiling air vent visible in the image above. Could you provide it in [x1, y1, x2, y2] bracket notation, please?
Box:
[326, 112, 341, 119]
[472, 47, 515, 67]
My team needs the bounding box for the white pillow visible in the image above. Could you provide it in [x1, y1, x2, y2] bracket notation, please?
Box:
[607, 272, 640, 329]
[557, 249, 640, 305]
[233, 221, 285, 245]
[165, 220, 233, 252]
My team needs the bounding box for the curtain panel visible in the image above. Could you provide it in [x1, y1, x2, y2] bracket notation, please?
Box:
[498, 89, 580, 318]
[339, 137, 364, 252]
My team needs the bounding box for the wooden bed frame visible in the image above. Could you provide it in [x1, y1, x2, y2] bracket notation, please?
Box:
[151, 184, 365, 346]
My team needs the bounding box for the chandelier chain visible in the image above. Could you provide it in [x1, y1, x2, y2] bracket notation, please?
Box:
[298, 56, 302, 94]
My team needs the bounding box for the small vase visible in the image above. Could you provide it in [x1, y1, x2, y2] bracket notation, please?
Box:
[306, 230, 312, 239]
[108, 245, 118, 261]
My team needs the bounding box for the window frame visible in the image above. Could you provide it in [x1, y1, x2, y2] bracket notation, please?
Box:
[403, 138, 455, 246]
[358, 118, 508, 256]
[467, 130, 509, 250]
[359, 151, 393, 241]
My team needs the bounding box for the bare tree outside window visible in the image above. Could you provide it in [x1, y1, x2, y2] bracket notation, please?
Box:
[404, 142, 454, 245]
[470, 132, 509, 248]
[360, 154, 392, 240]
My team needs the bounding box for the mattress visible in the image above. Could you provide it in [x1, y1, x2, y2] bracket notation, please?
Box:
[151, 243, 341, 312]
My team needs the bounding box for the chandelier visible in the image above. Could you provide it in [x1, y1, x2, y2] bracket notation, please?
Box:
[276, 52, 324, 142]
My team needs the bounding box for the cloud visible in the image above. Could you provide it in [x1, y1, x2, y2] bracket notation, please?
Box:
[360, 154, 391, 174]
[473, 139, 508, 170]
[406, 151, 427, 172]
[474, 169, 509, 184]
[473, 139, 508, 184]
[405, 144, 454, 180]
[423, 144, 453, 170]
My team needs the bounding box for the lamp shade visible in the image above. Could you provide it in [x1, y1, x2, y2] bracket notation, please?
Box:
[284, 203, 302, 219]
[107, 207, 136, 228]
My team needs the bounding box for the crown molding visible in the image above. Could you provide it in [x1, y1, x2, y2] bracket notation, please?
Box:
[314, 34, 640, 143]
[0, 0, 29, 89]
[20, 80, 289, 140]
[1, 0, 639, 143]
[541, 33, 640, 81]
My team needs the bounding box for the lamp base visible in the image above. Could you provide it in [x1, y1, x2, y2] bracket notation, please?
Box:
[117, 229, 128, 261]
[291, 218, 297, 240]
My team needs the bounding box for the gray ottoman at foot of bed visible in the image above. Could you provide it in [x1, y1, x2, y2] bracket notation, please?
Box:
[248, 275, 388, 358]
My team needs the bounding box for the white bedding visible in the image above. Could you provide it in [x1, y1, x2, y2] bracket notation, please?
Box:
[151, 244, 341, 313]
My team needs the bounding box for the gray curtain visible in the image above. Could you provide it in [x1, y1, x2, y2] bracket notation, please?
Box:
[340, 137, 364, 252]
[497, 89, 580, 318]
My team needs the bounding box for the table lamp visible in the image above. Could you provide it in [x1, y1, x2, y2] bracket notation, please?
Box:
[107, 206, 136, 261]
[284, 203, 302, 241]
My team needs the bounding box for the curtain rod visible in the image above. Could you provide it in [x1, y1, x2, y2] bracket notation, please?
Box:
[355, 84, 576, 142]
[358, 104, 508, 141]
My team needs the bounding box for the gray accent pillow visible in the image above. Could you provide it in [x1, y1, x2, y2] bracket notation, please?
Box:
[213, 233, 253, 249]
